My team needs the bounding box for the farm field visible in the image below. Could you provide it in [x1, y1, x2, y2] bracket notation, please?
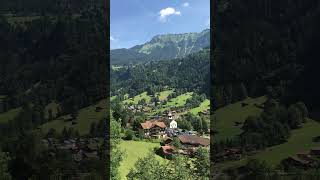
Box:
[157, 90, 174, 101]
[123, 92, 151, 105]
[190, 99, 210, 115]
[165, 92, 193, 107]
[151, 92, 194, 115]
[119, 140, 164, 179]
[0, 107, 22, 124]
[40, 99, 107, 135]
[216, 119, 320, 170]
[213, 96, 267, 141]
[253, 119, 320, 166]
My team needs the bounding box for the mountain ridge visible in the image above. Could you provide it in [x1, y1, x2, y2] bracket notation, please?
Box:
[111, 29, 210, 65]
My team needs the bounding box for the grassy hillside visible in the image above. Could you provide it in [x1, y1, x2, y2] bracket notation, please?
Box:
[0, 107, 22, 124]
[157, 90, 173, 101]
[150, 92, 193, 115]
[253, 119, 320, 166]
[213, 96, 267, 141]
[165, 92, 193, 107]
[217, 119, 320, 170]
[119, 140, 164, 180]
[40, 99, 107, 135]
[123, 92, 151, 105]
[190, 99, 210, 115]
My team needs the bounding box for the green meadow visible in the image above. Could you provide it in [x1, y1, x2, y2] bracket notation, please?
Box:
[0, 107, 22, 124]
[213, 96, 267, 141]
[40, 99, 107, 135]
[217, 119, 320, 170]
[119, 140, 164, 180]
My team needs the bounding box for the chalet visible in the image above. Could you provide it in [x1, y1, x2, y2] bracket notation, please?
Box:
[310, 147, 320, 156]
[284, 156, 311, 169]
[178, 135, 210, 148]
[140, 120, 166, 138]
[297, 151, 312, 159]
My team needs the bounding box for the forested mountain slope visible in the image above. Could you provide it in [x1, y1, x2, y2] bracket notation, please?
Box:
[213, 0, 320, 110]
[111, 49, 210, 97]
[0, 10, 107, 115]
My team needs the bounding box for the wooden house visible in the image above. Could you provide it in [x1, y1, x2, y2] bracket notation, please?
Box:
[310, 147, 320, 156]
[140, 120, 167, 138]
[178, 135, 210, 148]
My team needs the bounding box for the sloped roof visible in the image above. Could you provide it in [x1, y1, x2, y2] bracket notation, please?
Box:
[140, 120, 166, 129]
[161, 145, 175, 154]
[178, 135, 210, 146]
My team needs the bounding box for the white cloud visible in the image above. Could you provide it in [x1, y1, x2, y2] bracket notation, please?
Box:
[183, 2, 189, 7]
[159, 7, 181, 22]
[110, 36, 117, 41]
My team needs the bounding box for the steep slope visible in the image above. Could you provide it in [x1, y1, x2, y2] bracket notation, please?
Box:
[111, 29, 210, 65]
[111, 49, 210, 97]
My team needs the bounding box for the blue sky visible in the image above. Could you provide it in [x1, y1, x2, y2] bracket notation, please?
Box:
[110, 0, 210, 49]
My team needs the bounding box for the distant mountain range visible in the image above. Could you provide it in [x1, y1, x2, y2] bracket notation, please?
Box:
[111, 29, 210, 65]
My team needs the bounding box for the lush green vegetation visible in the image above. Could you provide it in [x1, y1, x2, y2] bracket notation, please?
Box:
[0, 1, 107, 178]
[157, 90, 173, 101]
[111, 49, 209, 98]
[127, 147, 210, 180]
[123, 92, 151, 105]
[119, 140, 164, 180]
[253, 119, 320, 166]
[213, 96, 266, 141]
[40, 99, 107, 135]
[190, 99, 210, 115]
[0, 107, 21, 124]
[217, 119, 320, 171]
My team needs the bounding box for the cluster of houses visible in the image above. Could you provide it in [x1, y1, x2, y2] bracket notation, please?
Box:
[160, 135, 210, 157]
[126, 104, 150, 113]
[41, 137, 100, 162]
[215, 148, 242, 162]
[283, 148, 320, 169]
[139, 111, 210, 157]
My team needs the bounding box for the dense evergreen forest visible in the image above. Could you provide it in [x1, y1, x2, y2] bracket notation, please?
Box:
[213, 0, 320, 112]
[111, 49, 210, 98]
[0, 0, 107, 179]
[0, 0, 104, 14]
[213, 0, 320, 179]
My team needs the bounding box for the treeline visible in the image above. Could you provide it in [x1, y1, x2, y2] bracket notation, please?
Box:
[214, 98, 309, 154]
[177, 113, 209, 133]
[0, 8, 107, 115]
[0, 4, 107, 179]
[213, 0, 320, 110]
[0, 0, 104, 15]
[111, 49, 210, 98]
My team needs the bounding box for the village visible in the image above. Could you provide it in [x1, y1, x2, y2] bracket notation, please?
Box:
[41, 137, 101, 163]
[135, 109, 210, 158]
